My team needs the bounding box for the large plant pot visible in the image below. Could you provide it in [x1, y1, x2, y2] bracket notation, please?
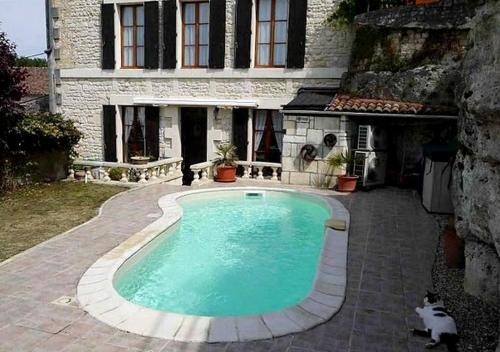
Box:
[215, 165, 237, 183]
[336, 175, 359, 192]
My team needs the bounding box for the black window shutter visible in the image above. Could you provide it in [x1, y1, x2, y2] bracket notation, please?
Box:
[234, 0, 252, 68]
[286, 0, 307, 69]
[101, 4, 115, 70]
[103, 106, 117, 162]
[162, 0, 177, 69]
[145, 106, 160, 160]
[209, 0, 226, 69]
[144, 1, 159, 69]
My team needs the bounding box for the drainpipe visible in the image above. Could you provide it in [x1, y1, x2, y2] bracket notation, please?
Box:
[45, 0, 57, 113]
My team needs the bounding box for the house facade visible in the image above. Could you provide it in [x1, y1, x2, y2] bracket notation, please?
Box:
[47, 0, 352, 183]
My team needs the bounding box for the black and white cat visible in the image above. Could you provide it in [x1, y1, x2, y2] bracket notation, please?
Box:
[412, 291, 459, 351]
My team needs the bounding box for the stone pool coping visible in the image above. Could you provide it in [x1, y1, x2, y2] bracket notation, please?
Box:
[76, 187, 350, 343]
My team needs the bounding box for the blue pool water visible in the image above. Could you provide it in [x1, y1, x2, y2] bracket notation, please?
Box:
[114, 190, 331, 316]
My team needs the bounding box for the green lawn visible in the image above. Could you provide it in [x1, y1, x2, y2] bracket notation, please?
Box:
[0, 182, 127, 262]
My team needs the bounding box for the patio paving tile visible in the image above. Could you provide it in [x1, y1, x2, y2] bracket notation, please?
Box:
[0, 184, 444, 351]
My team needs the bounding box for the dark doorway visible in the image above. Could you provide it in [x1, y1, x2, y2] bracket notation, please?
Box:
[232, 108, 248, 161]
[181, 107, 207, 185]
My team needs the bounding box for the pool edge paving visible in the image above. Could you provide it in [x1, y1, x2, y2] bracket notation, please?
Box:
[76, 187, 350, 343]
[0, 184, 444, 352]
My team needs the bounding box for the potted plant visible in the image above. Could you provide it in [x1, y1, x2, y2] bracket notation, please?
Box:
[214, 143, 238, 183]
[326, 151, 364, 192]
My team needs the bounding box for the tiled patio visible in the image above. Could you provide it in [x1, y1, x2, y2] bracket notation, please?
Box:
[0, 184, 444, 351]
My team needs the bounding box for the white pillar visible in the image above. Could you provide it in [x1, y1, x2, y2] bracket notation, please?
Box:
[247, 109, 253, 162]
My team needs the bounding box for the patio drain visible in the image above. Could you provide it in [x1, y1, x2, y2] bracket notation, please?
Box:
[51, 296, 78, 308]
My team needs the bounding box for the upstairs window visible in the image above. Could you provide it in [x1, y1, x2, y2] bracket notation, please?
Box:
[121, 5, 144, 68]
[255, 0, 288, 67]
[182, 2, 209, 68]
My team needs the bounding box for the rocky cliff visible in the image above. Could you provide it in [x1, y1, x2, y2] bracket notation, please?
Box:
[452, 0, 500, 305]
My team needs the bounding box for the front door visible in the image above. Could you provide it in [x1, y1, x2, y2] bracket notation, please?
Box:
[181, 107, 207, 185]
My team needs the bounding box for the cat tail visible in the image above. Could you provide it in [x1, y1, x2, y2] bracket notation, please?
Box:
[441, 333, 459, 352]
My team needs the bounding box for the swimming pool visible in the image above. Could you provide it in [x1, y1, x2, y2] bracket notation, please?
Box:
[77, 187, 349, 342]
[114, 190, 330, 316]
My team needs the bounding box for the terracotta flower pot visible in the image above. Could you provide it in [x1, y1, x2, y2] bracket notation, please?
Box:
[336, 175, 359, 192]
[443, 225, 465, 269]
[215, 165, 237, 182]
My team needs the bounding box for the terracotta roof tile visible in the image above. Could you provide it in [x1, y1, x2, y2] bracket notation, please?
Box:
[22, 67, 49, 96]
[327, 95, 456, 116]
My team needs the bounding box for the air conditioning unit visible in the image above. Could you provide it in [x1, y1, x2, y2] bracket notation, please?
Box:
[353, 150, 388, 188]
[357, 125, 388, 151]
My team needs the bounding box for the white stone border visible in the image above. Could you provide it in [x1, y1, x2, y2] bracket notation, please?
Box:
[76, 187, 350, 342]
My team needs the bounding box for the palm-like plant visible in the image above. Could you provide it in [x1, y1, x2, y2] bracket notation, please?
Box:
[213, 143, 239, 168]
[326, 151, 365, 176]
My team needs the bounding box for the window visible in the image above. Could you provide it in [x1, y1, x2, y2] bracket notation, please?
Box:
[253, 110, 284, 162]
[255, 0, 288, 67]
[182, 2, 209, 67]
[121, 5, 144, 68]
[123, 106, 146, 161]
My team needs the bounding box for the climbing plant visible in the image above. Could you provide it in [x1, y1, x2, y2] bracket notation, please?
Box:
[326, 0, 357, 28]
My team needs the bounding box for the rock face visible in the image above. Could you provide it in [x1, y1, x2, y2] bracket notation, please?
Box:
[342, 22, 468, 110]
[342, 64, 461, 108]
[452, 0, 500, 305]
[355, 0, 475, 30]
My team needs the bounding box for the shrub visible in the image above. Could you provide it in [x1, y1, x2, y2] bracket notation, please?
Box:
[15, 57, 48, 67]
[108, 168, 124, 181]
[326, 0, 357, 28]
[19, 112, 83, 158]
[1, 113, 83, 192]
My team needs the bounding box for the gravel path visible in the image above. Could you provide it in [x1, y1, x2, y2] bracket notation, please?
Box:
[432, 216, 499, 352]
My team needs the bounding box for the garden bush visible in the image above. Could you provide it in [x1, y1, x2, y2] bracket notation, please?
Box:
[0, 32, 82, 192]
[108, 168, 124, 181]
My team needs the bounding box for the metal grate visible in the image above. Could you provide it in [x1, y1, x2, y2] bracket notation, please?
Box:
[357, 125, 370, 150]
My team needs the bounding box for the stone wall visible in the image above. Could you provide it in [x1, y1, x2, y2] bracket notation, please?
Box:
[60, 78, 336, 160]
[281, 115, 353, 186]
[452, 0, 500, 306]
[52, 0, 351, 70]
[355, 1, 476, 30]
[20, 95, 50, 113]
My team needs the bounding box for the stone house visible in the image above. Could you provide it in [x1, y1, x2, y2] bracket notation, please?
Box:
[46, 0, 353, 184]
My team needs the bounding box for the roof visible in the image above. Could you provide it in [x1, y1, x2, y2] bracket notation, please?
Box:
[23, 67, 49, 96]
[327, 95, 458, 116]
[282, 87, 338, 111]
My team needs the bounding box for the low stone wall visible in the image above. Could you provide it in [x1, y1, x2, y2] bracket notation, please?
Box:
[281, 114, 353, 186]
